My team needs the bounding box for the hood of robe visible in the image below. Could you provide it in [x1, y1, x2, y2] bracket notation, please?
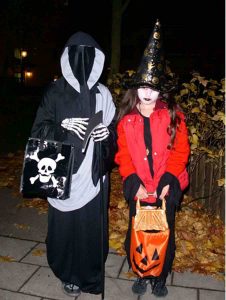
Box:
[60, 31, 105, 93]
[60, 32, 105, 118]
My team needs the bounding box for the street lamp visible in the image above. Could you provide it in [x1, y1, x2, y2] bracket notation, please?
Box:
[25, 71, 32, 78]
[21, 50, 27, 58]
[20, 49, 28, 84]
[24, 71, 33, 85]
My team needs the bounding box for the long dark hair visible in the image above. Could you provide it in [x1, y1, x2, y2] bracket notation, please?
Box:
[165, 93, 181, 149]
[117, 89, 137, 122]
[117, 88, 181, 149]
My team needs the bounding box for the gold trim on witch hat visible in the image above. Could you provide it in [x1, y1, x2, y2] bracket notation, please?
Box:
[127, 19, 177, 92]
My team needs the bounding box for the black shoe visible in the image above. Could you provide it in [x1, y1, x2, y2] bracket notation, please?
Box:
[62, 282, 81, 297]
[152, 277, 168, 297]
[132, 277, 148, 295]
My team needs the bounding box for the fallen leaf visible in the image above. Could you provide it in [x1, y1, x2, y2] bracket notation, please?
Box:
[0, 255, 16, 262]
[32, 249, 46, 256]
[14, 223, 30, 230]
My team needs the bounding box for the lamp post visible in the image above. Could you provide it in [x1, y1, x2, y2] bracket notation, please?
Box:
[20, 49, 27, 84]
[24, 71, 33, 85]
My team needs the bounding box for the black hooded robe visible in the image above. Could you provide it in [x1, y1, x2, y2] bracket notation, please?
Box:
[31, 32, 117, 294]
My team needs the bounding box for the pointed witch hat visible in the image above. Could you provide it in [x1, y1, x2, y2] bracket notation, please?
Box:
[127, 19, 177, 92]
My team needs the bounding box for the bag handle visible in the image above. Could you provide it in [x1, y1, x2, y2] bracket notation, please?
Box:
[136, 194, 166, 211]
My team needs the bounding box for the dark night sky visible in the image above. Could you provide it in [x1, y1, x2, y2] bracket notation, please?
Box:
[65, 0, 225, 78]
[0, 0, 225, 82]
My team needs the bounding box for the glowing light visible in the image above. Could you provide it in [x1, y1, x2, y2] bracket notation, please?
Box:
[25, 71, 33, 78]
[21, 50, 28, 58]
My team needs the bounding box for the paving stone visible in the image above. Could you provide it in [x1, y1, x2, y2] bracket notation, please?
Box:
[0, 289, 41, 299]
[199, 289, 225, 300]
[105, 253, 125, 278]
[104, 277, 139, 300]
[77, 293, 101, 299]
[20, 266, 75, 300]
[0, 262, 38, 291]
[142, 284, 197, 300]
[118, 258, 137, 281]
[0, 236, 37, 261]
[173, 271, 225, 291]
[0, 189, 47, 242]
[22, 243, 48, 267]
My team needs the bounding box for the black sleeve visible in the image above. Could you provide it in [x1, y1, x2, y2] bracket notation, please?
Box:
[92, 115, 118, 186]
[123, 173, 143, 203]
[157, 171, 182, 206]
[31, 84, 67, 141]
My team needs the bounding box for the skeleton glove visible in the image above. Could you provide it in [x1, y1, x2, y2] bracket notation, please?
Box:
[61, 118, 89, 140]
[91, 123, 109, 142]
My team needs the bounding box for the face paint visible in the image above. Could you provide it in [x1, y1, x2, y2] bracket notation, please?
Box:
[137, 87, 159, 105]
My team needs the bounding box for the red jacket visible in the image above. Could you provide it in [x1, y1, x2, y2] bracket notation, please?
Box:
[115, 100, 190, 202]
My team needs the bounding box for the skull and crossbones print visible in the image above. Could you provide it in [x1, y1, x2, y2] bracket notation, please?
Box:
[26, 148, 65, 187]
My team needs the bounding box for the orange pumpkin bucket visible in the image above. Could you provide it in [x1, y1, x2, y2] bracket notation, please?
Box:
[130, 198, 170, 277]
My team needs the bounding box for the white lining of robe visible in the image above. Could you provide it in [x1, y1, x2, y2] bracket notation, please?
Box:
[47, 84, 115, 211]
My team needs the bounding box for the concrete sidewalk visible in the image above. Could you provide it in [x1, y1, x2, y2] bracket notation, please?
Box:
[0, 188, 225, 300]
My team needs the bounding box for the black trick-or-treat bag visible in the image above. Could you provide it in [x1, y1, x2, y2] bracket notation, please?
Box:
[20, 138, 74, 200]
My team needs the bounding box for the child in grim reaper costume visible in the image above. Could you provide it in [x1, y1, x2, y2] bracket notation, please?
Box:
[31, 32, 117, 296]
[115, 20, 190, 297]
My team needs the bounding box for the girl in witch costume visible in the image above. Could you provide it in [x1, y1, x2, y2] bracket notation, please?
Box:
[31, 32, 117, 296]
[115, 20, 190, 297]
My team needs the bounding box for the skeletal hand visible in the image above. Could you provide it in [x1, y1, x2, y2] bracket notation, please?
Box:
[61, 118, 89, 140]
[91, 123, 109, 142]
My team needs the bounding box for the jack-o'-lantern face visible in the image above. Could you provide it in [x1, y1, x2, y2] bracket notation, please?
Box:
[130, 218, 170, 277]
[133, 243, 160, 273]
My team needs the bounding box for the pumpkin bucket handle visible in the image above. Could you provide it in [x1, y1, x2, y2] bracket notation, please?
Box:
[136, 195, 166, 211]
